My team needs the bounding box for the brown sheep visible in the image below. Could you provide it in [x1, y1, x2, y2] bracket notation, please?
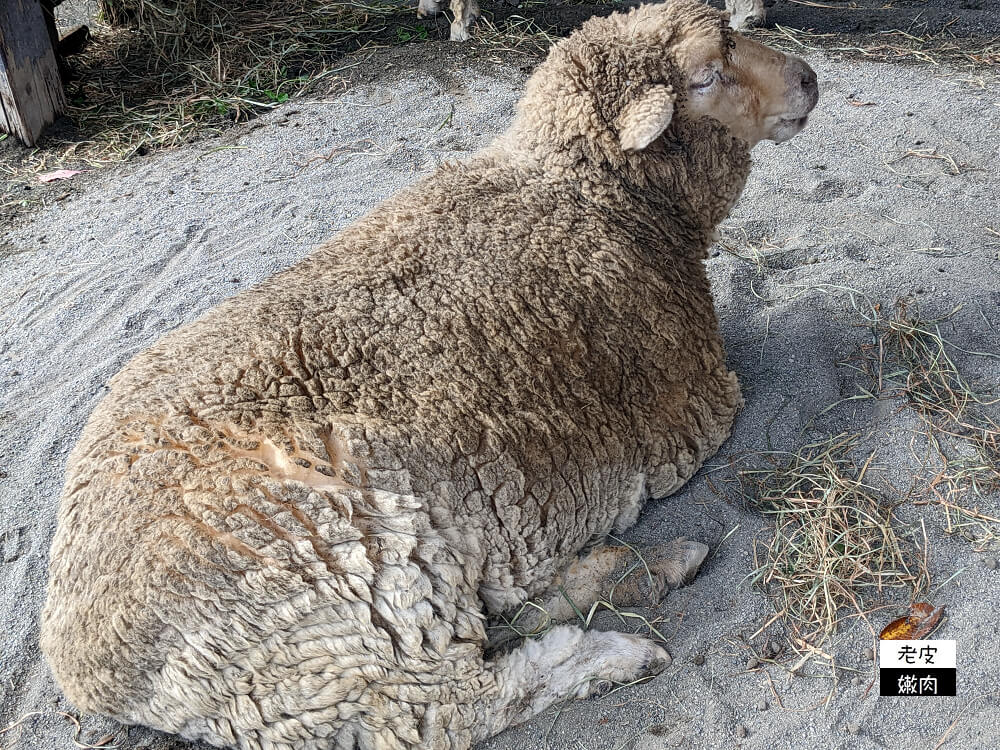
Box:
[40, 2, 818, 748]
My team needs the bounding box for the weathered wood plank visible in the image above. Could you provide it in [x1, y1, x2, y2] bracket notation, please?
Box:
[0, 0, 67, 146]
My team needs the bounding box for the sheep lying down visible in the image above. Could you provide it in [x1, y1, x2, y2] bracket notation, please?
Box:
[41, 2, 818, 748]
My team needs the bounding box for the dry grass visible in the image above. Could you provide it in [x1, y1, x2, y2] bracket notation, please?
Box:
[847, 298, 1000, 549]
[475, 14, 556, 56]
[884, 147, 965, 177]
[739, 296, 998, 666]
[740, 433, 929, 646]
[96, 0, 389, 60]
[0, 0, 564, 208]
[716, 226, 804, 274]
[1, 1, 408, 204]
[754, 23, 1000, 86]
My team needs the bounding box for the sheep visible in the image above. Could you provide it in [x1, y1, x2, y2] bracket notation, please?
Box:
[40, 2, 818, 748]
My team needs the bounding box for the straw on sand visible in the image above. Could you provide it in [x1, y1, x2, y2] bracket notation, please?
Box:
[741, 433, 928, 646]
[0, 0, 562, 206]
[0, 0, 404, 205]
[848, 298, 1000, 548]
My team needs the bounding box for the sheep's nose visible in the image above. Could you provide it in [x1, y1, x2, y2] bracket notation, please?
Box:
[801, 67, 818, 98]
[787, 57, 819, 109]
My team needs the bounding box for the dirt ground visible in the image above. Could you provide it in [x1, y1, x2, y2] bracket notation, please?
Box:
[2, 1, 999, 749]
[1, 0, 997, 216]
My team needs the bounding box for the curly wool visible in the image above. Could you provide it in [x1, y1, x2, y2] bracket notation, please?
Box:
[41, 3, 750, 749]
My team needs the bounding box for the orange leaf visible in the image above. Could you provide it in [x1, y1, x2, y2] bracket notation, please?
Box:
[880, 603, 944, 640]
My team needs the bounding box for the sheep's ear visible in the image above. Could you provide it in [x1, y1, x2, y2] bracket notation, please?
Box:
[618, 85, 676, 153]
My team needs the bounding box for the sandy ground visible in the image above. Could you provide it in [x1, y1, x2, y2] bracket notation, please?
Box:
[2, 4, 1000, 750]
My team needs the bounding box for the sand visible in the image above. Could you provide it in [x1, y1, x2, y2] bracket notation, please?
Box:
[2, 6, 999, 750]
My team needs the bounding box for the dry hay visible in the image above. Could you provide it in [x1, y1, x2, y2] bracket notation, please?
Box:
[848, 298, 1000, 549]
[753, 24, 999, 88]
[740, 433, 929, 647]
[95, 0, 401, 61]
[734, 295, 997, 668]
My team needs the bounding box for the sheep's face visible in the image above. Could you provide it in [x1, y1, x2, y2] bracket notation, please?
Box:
[680, 33, 818, 146]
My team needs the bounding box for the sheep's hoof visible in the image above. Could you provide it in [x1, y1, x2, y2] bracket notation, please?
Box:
[449, 19, 472, 41]
[593, 679, 615, 697]
[611, 538, 709, 606]
[566, 631, 671, 701]
[646, 655, 671, 676]
[416, 0, 442, 17]
[647, 537, 709, 589]
[673, 538, 709, 585]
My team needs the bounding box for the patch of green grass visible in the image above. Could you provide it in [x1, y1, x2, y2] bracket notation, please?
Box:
[396, 24, 430, 43]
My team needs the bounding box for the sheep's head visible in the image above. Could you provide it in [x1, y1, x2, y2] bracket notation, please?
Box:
[509, 0, 818, 165]
[677, 24, 818, 147]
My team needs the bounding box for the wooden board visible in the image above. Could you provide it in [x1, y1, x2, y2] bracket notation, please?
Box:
[0, 0, 67, 146]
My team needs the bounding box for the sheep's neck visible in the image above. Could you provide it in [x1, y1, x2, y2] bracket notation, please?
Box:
[490, 121, 750, 256]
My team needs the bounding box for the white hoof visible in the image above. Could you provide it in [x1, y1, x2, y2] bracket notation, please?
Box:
[570, 631, 671, 699]
[449, 20, 471, 41]
[417, 0, 441, 17]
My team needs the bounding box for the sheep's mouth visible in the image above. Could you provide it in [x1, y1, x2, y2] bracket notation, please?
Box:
[779, 115, 809, 128]
[768, 113, 811, 143]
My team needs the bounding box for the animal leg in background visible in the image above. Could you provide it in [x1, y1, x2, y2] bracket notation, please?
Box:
[725, 0, 766, 29]
[448, 0, 480, 42]
[416, 0, 480, 41]
[416, 0, 444, 21]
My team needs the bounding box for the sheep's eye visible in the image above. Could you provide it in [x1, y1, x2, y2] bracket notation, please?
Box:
[691, 71, 720, 91]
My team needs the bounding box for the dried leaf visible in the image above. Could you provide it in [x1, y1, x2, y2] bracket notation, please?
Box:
[38, 169, 82, 183]
[880, 602, 944, 640]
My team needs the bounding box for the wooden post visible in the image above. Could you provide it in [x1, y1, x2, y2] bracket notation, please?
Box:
[0, 0, 67, 146]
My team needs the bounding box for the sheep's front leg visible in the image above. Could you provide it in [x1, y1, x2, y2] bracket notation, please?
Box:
[599, 537, 710, 606]
[448, 0, 480, 41]
[493, 539, 708, 645]
[472, 625, 669, 741]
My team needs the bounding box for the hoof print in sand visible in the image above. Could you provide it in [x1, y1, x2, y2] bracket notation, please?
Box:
[1, 526, 26, 564]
